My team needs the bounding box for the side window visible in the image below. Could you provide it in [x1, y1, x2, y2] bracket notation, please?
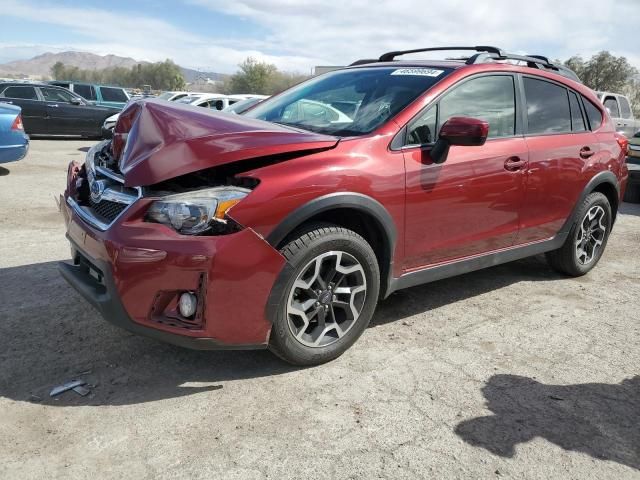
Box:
[100, 87, 128, 103]
[603, 96, 620, 118]
[618, 96, 632, 119]
[41, 87, 75, 103]
[568, 91, 586, 132]
[2, 86, 38, 100]
[438, 75, 516, 139]
[583, 97, 603, 130]
[74, 84, 96, 101]
[523, 77, 571, 135]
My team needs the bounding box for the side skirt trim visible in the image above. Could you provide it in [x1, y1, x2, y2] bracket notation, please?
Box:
[388, 233, 568, 294]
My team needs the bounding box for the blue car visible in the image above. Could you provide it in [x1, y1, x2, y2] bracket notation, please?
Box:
[0, 103, 29, 164]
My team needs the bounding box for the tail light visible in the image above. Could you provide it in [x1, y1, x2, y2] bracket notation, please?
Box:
[615, 133, 629, 156]
[11, 115, 24, 131]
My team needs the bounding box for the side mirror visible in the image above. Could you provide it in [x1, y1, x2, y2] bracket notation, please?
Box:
[70, 97, 82, 105]
[431, 116, 489, 164]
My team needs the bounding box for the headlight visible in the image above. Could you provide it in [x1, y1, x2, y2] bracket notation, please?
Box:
[146, 187, 250, 235]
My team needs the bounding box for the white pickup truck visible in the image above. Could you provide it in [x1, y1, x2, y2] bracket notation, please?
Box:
[596, 91, 640, 138]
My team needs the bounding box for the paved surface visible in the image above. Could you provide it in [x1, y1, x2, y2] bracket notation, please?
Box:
[1, 140, 639, 479]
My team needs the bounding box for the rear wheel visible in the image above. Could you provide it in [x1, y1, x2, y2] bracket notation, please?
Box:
[269, 224, 380, 366]
[546, 192, 612, 276]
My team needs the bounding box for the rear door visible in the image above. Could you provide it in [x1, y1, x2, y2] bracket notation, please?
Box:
[0, 85, 46, 134]
[616, 95, 636, 137]
[517, 76, 599, 244]
[602, 95, 624, 134]
[402, 74, 528, 268]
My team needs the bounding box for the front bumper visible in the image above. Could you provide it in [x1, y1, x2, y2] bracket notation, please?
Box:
[60, 188, 286, 350]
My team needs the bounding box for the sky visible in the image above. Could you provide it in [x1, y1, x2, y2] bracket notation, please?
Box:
[0, 0, 639, 74]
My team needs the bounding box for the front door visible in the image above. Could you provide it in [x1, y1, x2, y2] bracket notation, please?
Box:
[402, 74, 527, 269]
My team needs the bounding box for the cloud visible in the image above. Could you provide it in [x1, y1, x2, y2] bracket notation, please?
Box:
[1, 0, 638, 73]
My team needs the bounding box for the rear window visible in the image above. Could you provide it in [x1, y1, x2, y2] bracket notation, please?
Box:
[100, 87, 128, 103]
[583, 98, 603, 130]
[523, 77, 571, 135]
[74, 84, 96, 101]
[2, 85, 38, 100]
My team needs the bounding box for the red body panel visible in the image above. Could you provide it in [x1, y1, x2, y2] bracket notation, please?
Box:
[61, 61, 628, 347]
[63, 198, 285, 344]
[115, 100, 338, 187]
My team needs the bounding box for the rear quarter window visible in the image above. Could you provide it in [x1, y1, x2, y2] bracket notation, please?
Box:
[100, 87, 128, 103]
[582, 97, 603, 131]
[1, 86, 38, 100]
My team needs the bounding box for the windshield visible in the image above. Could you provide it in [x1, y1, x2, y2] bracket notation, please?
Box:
[157, 92, 176, 100]
[245, 66, 452, 136]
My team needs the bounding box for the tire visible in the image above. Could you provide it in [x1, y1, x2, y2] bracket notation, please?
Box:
[545, 192, 612, 276]
[269, 223, 380, 366]
[624, 182, 640, 204]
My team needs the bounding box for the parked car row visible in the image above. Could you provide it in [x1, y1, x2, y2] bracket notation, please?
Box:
[0, 82, 120, 137]
[102, 93, 268, 136]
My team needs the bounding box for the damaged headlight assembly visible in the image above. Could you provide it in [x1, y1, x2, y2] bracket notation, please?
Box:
[146, 186, 250, 234]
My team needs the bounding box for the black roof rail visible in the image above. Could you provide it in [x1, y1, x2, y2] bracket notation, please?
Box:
[349, 59, 379, 66]
[379, 46, 505, 62]
[353, 46, 581, 83]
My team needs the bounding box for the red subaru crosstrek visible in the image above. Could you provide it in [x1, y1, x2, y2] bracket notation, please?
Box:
[60, 46, 629, 365]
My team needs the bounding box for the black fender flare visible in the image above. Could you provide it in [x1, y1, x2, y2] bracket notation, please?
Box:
[264, 192, 398, 324]
[559, 170, 620, 234]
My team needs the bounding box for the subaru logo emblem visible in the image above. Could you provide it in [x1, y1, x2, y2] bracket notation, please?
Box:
[90, 179, 107, 202]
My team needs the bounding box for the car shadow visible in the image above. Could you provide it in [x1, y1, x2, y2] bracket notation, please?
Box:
[373, 254, 560, 327]
[455, 374, 640, 471]
[0, 166, 9, 176]
[0, 255, 560, 407]
[620, 201, 640, 217]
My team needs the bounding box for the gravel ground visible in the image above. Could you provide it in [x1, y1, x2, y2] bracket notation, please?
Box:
[1, 139, 639, 479]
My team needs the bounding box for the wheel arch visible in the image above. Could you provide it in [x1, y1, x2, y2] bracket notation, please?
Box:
[561, 171, 620, 233]
[265, 193, 398, 311]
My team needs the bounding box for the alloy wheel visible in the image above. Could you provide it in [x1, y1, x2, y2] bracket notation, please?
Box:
[575, 205, 607, 265]
[286, 251, 367, 348]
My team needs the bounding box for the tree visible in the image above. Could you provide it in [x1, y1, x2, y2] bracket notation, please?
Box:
[222, 57, 310, 95]
[564, 51, 638, 92]
[48, 59, 185, 90]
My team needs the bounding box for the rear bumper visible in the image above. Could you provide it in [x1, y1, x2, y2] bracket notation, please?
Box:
[60, 191, 287, 350]
[0, 138, 28, 164]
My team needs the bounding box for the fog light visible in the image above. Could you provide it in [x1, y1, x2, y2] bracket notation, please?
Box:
[178, 292, 197, 318]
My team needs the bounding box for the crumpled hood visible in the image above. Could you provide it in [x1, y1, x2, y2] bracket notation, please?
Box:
[112, 99, 339, 187]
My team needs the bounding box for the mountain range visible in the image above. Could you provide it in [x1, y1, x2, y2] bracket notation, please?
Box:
[0, 51, 225, 83]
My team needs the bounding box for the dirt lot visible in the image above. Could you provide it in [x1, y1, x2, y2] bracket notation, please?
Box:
[0, 139, 639, 479]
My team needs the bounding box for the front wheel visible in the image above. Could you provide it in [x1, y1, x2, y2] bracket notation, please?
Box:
[546, 192, 612, 276]
[269, 224, 380, 366]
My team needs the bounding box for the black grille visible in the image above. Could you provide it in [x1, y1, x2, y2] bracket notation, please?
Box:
[88, 198, 127, 223]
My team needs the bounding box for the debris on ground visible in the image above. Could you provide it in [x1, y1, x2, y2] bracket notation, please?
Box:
[49, 380, 87, 397]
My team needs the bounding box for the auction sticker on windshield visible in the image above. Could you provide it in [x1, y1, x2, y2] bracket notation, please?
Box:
[390, 68, 444, 77]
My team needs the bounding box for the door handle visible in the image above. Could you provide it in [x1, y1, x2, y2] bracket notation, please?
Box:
[580, 147, 595, 159]
[49, 104, 59, 108]
[504, 156, 526, 172]
[1, 101, 13, 104]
